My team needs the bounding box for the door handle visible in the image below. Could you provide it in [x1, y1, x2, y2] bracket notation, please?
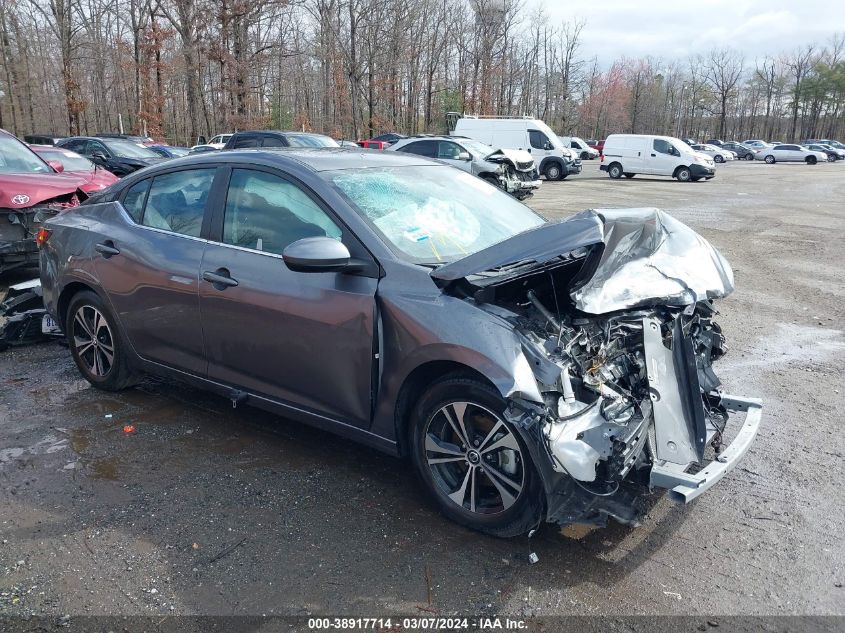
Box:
[202, 268, 239, 289]
[651, 153, 656, 157]
[95, 241, 120, 258]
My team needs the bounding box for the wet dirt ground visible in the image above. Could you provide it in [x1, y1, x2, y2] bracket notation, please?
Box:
[1, 160, 843, 619]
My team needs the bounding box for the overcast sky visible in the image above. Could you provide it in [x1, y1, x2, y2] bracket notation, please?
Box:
[529, 0, 844, 65]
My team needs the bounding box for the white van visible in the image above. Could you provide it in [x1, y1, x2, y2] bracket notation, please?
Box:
[559, 135, 599, 160]
[600, 134, 716, 182]
[452, 116, 580, 181]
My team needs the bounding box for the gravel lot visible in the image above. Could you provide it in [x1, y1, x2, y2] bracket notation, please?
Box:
[1, 160, 843, 621]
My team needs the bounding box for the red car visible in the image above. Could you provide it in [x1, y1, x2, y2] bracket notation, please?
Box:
[0, 130, 89, 273]
[30, 145, 119, 193]
[588, 139, 605, 155]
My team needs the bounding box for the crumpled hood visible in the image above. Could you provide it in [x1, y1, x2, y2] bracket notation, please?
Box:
[484, 148, 535, 171]
[431, 208, 734, 314]
[0, 172, 88, 208]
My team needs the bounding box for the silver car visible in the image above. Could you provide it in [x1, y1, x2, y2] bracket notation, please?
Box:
[755, 144, 828, 164]
[691, 143, 735, 163]
[38, 149, 761, 537]
[389, 136, 540, 200]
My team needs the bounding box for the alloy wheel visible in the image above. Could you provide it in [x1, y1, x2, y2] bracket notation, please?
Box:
[72, 305, 115, 378]
[424, 401, 524, 516]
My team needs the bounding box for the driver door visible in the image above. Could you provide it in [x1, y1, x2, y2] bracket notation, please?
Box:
[198, 166, 378, 428]
[435, 140, 472, 173]
[649, 138, 680, 176]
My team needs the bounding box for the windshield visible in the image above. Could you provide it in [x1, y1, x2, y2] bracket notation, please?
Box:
[103, 140, 159, 159]
[328, 165, 544, 264]
[37, 149, 94, 171]
[285, 134, 339, 148]
[460, 139, 497, 158]
[0, 136, 52, 173]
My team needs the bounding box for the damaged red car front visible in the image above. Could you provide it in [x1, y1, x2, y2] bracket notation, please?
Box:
[0, 129, 88, 273]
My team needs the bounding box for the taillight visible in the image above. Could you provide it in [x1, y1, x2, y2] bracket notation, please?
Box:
[36, 227, 51, 248]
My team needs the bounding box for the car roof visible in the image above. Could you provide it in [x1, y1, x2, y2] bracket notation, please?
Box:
[137, 147, 438, 172]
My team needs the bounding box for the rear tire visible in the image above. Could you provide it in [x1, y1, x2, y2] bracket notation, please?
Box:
[676, 166, 692, 182]
[806, 156, 817, 165]
[65, 290, 137, 391]
[623, 173, 635, 178]
[580, 151, 590, 160]
[744, 153, 755, 161]
[409, 377, 544, 538]
[607, 162, 623, 179]
[544, 162, 563, 181]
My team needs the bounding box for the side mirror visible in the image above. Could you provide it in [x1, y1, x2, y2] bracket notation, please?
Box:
[457, 151, 471, 161]
[91, 151, 108, 161]
[283, 236, 356, 273]
[544, 141, 554, 150]
[47, 159, 64, 173]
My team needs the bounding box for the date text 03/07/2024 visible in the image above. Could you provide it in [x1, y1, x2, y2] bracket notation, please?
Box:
[307, 617, 528, 630]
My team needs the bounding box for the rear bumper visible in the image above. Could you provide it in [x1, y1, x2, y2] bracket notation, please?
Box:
[650, 394, 762, 503]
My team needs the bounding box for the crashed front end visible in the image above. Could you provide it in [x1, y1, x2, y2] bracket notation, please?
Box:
[484, 148, 541, 200]
[1, 192, 84, 273]
[434, 208, 762, 527]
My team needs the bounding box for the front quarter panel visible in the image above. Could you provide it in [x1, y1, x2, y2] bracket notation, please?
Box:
[370, 264, 543, 442]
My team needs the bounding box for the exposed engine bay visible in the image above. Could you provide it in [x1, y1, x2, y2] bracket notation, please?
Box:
[483, 148, 540, 200]
[433, 208, 762, 526]
[513, 288, 728, 491]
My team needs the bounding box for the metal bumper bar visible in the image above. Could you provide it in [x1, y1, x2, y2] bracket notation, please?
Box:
[650, 394, 763, 503]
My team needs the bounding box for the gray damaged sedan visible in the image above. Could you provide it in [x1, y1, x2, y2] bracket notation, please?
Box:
[38, 149, 762, 536]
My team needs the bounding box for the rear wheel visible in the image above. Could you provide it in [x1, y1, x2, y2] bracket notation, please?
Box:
[580, 151, 590, 160]
[744, 153, 755, 161]
[65, 291, 136, 391]
[544, 162, 563, 181]
[806, 156, 817, 165]
[607, 162, 623, 179]
[764, 155, 775, 164]
[623, 173, 635, 178]
[676, 166, 692, 182]
[409, 377, 543, 537]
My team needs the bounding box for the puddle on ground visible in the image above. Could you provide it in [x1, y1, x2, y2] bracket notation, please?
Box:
[90, 457, 120, 480]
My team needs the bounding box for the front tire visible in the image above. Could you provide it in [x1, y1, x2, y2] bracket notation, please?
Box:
[623, 173, 635, 178]
[544, 162, 563, 181]
[764, 155, 775, 164]
[65, 290, 136, 391]
[714, 155, 724, 163]
[607, 162, 623, 179]
[676, 166, 692, 182]
[409, 377, 543, 538]
[806, 156, 817, 165]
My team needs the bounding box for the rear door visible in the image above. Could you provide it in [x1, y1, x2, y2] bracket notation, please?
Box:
[93, 166, 223, 374]
[198, 166, 378, 428]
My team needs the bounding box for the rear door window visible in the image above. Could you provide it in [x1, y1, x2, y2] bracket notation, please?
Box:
[233, 135, 259, 149]
[396, 141, 437, 158]
[141, 169, 215, 237]
[261, 136, 287, 148]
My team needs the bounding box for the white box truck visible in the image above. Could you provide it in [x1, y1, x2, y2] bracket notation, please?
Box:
[451, 116, 581, 181]
[600, 134, 716, 181]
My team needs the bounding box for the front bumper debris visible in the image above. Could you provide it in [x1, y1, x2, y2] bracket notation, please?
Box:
[650, 394, 762, 503]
